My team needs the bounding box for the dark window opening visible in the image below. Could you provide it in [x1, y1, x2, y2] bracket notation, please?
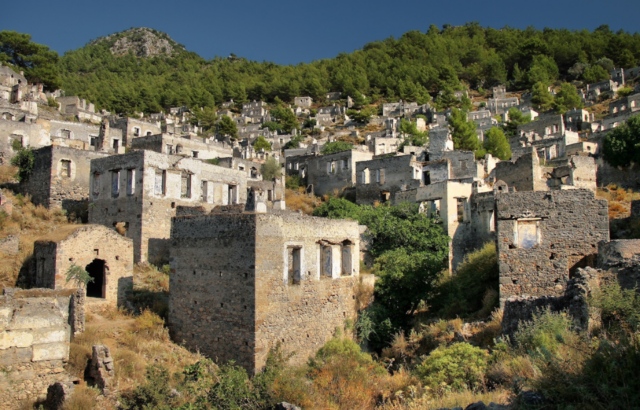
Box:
[423, 171, 431, 185]
[85, 259, 106, 298]
[288, 247, 301, 285]
[113, 139, 119, 150]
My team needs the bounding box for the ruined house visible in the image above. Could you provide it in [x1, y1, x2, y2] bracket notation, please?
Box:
[486, 96, 519, 115]
[168, 211, 362, 374]
[108, 117, 162, 147]
[609, 93, 640, 115]
[294, 96, 313, 108]
[395, 180, 495, 270]
[56, 96, 102, 124]
[18, 145, 110, 215]
[355, 155, 424, 205]
[564, 108, 594, 132]
[48, 119, 124, 152]
[32, 225, 133, 305]
[306, 149, 373, 196]
[130, 133, 233, 159]
[495, 189, 609, 305]
[88, 150, 247, 263]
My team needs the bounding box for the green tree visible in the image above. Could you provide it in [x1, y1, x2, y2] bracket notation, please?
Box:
[602, 114, 640, 167]
[448, 108, 479, 152]
[260, 121, 282, 132]
[503, 107, 532, 137]
[0, 31, 60, 90]
[398, 119, 428, 147]
[252, 135, 271, 151]
[10, 146, 34, 182]
[346, 106, 376, 123]
[321, 141, 354, 155]
[270, 108, 299, 133]
[527, 55, 559, 86]
[217, 115, 238, 139]
[553, 83, 583, 114]
[197, 106, 217, 132]
[483, 127, 511, 160]
[260, 156, 282, 180]
[531, 82, 554, 111]
[582, 65, 609, 84]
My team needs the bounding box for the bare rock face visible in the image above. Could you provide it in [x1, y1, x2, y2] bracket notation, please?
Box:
[89, 345, 115, 395]
[92, 28, 183, 58]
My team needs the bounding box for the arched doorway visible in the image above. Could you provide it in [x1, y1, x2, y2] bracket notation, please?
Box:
[85, 259, 105, 298]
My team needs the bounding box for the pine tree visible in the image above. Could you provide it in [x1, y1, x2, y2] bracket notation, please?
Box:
[483, 127, 511, 160]
[448, 108, 479, 152]
[531, 82, 553, 111]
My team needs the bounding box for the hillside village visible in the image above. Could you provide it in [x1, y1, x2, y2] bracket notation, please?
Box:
[2, 27, 640, 410]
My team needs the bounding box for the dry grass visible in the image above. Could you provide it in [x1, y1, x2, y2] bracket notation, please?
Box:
[378, 387, 511, 410]
[0, 190, 72, 290]
[0, 164, 18, 184]
[66, 305, 203, 407]
[285, 187, 323, 215]
[596, 185, 640, 220]
[62, 383, 102, 410]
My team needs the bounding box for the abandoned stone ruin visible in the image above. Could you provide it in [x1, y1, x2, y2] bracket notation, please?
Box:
[3, 54, 640, 408]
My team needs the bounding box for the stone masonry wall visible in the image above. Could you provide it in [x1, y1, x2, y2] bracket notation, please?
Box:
[168, 214, 258, 371]
[169, 212, 360, 374]
[0, 288, 81, 409]
[496, 189, 609, 305]
[355, 155, 421, 205]
[307, 150, 373, 197]
[494, 151, 545, 192]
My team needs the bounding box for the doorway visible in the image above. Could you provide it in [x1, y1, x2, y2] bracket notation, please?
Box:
[85, 259, 105, 298]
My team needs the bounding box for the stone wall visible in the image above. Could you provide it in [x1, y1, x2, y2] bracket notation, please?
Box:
[355, 155, 422, 205]
[18, 146, 109, 215]
[169, 212, 361, 374]
[0, 118, 47, 164]
[495, 189, 609, 305]
[89, 150, 247, 263]
[595, 158, 640, 189]
[33, 225, 133, 305]
[130, 134, 232, 159]
[517, 114, 565, 138]
[307, 150, 373, 197]
[0, 288, 83, 409]
[494, 151, 545, 192]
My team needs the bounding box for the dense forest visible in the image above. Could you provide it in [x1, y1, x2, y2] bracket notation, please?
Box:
[54, 24, 640, 115]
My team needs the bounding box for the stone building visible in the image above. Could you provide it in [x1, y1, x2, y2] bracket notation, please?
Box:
[355, 155, 424, 205]
[18, 145, 110, 214]
[365, 134, 400, 155]
[495, 189, 609, 305]
[517, 114, 565, 139]
[88, 150, 247, 263]
[56, 96, 102, 124]
[609, 93, 640, 115]
[168, 211, 362, 374]
[294, 96, 313, 108]
[306, 149, 374, 196]
[395, 180, 495, 269]
[242, 101, 268, 119]
[0, 287, 83, 409]
[130, 133, 233, 159]
[487, 96, 519, 115]
[0, 66, 28, 103]
[564, 108, 594, 132]
[48, 119, 124, 152]
[0, 117, 49, 164]
[32, 225, 133, 305]
[109, 116, 162, 147]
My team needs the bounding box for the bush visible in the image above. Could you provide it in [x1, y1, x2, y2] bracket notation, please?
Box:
[416, 342, 488, 394]
[260, 156, 282, 180]
[430, 242, 499, 319]
[206, 158, 220, 165]
[321, 141, 353, 155]
[47, 96, 60, 108]
[10, 146, 34, 182]
[513, 308, 576, 356]
[589, 281, 640, 332]
[285, 175, 304, 190]
[120, 365, 175, 410]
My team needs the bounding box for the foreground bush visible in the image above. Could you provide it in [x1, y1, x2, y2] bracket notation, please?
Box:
[416, 342, 488, 394]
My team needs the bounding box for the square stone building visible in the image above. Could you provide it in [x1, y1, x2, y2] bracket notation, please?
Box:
[33, 224, 133, 305]
[89, 150, 247, 263]
[168, 211, 361, 374]
[495, 189, 609, 305]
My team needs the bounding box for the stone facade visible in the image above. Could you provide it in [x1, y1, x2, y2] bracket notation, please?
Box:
[169, 211, 361, 374]
[109, 117, 161, 147]
[18, 145, 110, 215]
[495, 189, 609, 305]
[33, 225, 133, 305]
[307, 149, 373, 197]
[355, 155, 423, 205]
[89, 150, 247, 263]
[0, 288, 83, 409]
[130, 133, 233, 159]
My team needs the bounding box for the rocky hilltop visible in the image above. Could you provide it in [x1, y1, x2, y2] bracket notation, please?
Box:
[89, 27, 184, 58]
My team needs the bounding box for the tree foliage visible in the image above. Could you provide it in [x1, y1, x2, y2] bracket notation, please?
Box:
[10, 146, 34, 182]
[51, 25, 640, 114]
[0, 31, 60, 90]
[270, 108, 299, 133]
[531, 82, 554, 111]
[602, 114, 640, 167]
[260, 156, 282, 181]
[503, 107, 532, 137]
[217, 115, 238, 139]
[552, 82, 583, 114]
[252, 135, 272, 151]
[448, 108, 479, 152]
[483, 127, 511, 160]
[321, 141, 354, 155]
[398, 119, 429, 147]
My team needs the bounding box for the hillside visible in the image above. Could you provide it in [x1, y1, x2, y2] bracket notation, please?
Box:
[57, 24, 640, 115]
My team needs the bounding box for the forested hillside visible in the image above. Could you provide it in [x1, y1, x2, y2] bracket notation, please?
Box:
[57, 24, 640, 115]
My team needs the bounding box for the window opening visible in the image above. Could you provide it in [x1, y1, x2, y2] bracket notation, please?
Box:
[112, 170, 120, 197]
[154, 169, 166, 195]
[60, 160, 71, 178]
[287, 247, 301, 285]
[85, 259, 106, 298]
[126, 169, 135, 195]
[320, 245, 332, 278]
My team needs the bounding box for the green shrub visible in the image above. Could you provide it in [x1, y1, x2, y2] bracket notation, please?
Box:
[120, 365, 175, 410]
[11, 139, 22, 151]
[10, 147, 34, 182]
[513, 308, 575, 356]
[206, 158, 220, 165]
[65, 263, 94, 287]
[589, 281, 640, 332]
[47, 96, 59, 108]
[285, 175, 304, 190]
[430, 242, 499, 319]
[321, 141, 353, 155]
[416, 342, 488, 393]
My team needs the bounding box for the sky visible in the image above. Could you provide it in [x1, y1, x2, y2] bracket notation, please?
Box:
[2, 0, 640, 65]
